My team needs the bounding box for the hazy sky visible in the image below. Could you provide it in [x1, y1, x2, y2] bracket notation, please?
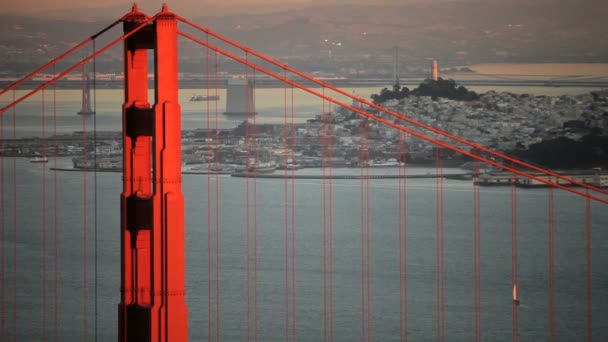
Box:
[1, 0, 409, 17]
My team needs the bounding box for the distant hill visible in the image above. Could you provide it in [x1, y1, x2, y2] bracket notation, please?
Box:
[1, 0, 607, 75]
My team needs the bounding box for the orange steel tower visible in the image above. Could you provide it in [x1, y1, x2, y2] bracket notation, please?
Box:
[119, 4, 188, 341]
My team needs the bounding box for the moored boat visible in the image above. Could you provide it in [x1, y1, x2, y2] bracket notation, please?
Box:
[30, 156, 49, 163]
[190, 94, 220, 101]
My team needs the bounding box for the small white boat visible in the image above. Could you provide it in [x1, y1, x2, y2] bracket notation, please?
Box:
[190, 94, 220, 102]
[30, 156, 49, 163]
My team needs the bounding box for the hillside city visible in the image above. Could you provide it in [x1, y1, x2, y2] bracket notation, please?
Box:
[5, 80, 608, 181]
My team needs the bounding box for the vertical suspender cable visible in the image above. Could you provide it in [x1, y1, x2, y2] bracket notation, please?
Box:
[403, 132, 407, 342]
[398, 133, 403, 342]
[365, 112, 371, 342]
[474, 159, 481, 342]
[548, 187, 555, 342]
[252, 68, 259, 342]
[12, 89, 17, 340]
[359, 115, 366, 342]
[205, 35, 213, 342]
[322, 88, 328, 342]
[358, 113, 371, 342]
[511, 175, 519, 342]
[435, 146, 441, 342]
[0, 84, 6, 342]
[366, 116, 370, 342]
[53, 64, 59, 342]
[585, 191, 592, 342]
[92, 39, 98, 342]
[0, 78, 5, 342]
[435, 146, 444, 342]
[328, 100, 334, 342]
[290, 85, 297, 342]
[282, 70, 290, 342]
[244, 53, 252, 342]
[42, 88, 47, 341]
[214, 50, 221, 342]
[0, 75, 5, 342]
[440, 150, 445, 342]
[398, 131, 408, 342]
[81, 61, 89, 342]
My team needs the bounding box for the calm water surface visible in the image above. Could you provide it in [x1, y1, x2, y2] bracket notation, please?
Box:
[0, 83, 607, 340]
[0, 158, 607, 341]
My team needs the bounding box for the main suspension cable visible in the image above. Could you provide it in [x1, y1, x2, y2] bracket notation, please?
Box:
[0, 16, 126, 97]
[176, 30, 608, 205]
[1, 16, 156, 115]
[175, 16, 608, 196]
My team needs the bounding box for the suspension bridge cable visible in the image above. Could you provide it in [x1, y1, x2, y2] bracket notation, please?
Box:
[359, 113, 372, 342]
[244, 52, 252, 342]
[322, 88, 328, 342]
[214, 50, 221, 342]
[330, 95, 334, 340]
[176, 30, 608, 205]
[323, 92, 335, 342]
[0, 17, 126, 98]
[282, 69, 291, 342]
[53, 64, 58, 342]
[42, 88, 47, 341]
[403, 132, 408, 342]
[398, 134, 403, 342]
[0, 69, 5, 342]
[204, 33, 213, 342]
[398, 131, 408, 342]
[548, 188, 556, 342]
[1, 10, 606, 342]
[290, 84, 297, 342]
[328, 101, 334, 342]
[252, 68, 259, 342]
[366, 128, 371, 342]
[365, 115, 369, 342]
[359, 113, 366, 342]
[585, 192, 592, 342]
[175, 19, 608, 197]
[12, 89, 17, 340]
[360, 104, 372, 341]
[92, 38, 98, 342]
[435, 147, 445, 342]
[473, 159, 481, 342]
[0, 16, 156, 115]
[511, 175, 519, 342]
[81, 61, 89, 342]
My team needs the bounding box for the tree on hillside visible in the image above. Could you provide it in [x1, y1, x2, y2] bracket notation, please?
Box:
[371, 78, 479, 104]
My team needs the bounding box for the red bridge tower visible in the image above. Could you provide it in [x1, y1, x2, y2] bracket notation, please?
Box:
[119, 5, 188, 341]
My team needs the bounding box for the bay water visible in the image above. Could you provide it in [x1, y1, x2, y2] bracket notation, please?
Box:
[0, 85, 607, 341]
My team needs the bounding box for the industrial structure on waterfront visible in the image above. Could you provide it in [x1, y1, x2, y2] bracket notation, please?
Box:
[224, 78, 256, 116]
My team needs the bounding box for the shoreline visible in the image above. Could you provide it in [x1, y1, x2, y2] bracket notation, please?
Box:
[50, 167, 471, 180]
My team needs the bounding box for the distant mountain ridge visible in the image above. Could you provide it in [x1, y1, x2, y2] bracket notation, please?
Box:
[1, 0, 607, 75]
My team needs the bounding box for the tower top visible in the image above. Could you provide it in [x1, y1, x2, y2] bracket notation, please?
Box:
[125, 3, 150, 23]
[156, 3, 176, 19]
